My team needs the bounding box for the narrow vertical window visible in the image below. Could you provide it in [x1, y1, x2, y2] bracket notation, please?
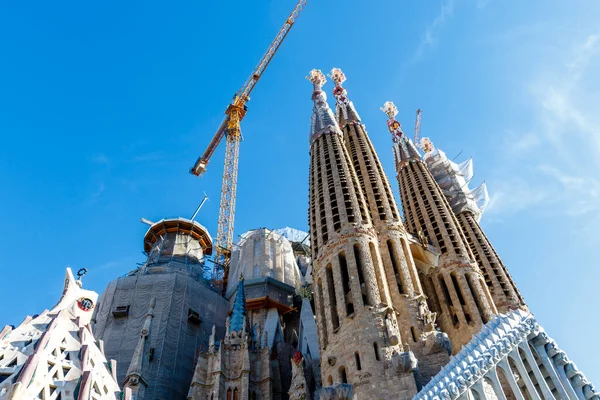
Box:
[233, 388, 238, 400]
[355, 352, 362, 371]
[339, 366, 348, 384]
[411, 326, 418, 342]
[387, 240, 405, 294]
[339, 253, 354, 316]
[326, 264, 340, 330]
[439, 274, 459, 326]
[227, 389, 232, 400]
[451, 273, 472, 324]
[423, 274, 441, 313]
[373, 342, 380, 361]
[353, 244, 370, 306]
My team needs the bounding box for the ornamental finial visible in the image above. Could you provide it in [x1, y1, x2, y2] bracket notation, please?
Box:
[329, 68, 348, 101]
[420, 137, 435, 153]
[381, 101, 399, 119]
[329, 68, 346, 86]
[381, 101, 403, 142]
[306, 69, 326, 91]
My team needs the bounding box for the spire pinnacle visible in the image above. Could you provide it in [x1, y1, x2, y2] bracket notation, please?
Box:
[381, 101, 404, 143]
[307, 69, 326, 93]
[307, 69, 342, 144]
[230, 275, 247, 333]
[329, 67, 361, 125]
[420, 137, 435, 153]
[382, 101, 421, 163]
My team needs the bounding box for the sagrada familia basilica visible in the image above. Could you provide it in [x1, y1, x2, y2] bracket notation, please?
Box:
[0, 68, 597, 400]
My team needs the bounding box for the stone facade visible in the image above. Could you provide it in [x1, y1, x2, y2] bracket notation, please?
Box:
[2, 68, 597, 400]
[0, 268, 120, 400]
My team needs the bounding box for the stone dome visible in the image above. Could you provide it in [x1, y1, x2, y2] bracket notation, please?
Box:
[226, 228, 302, 293]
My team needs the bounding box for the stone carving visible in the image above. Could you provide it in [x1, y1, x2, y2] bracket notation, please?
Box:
[289, 351, 311, 400]
[389, 350, 418, 375]
[424, 330, 451, 356]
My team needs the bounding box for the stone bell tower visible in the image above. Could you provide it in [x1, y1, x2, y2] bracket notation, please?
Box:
[329, 68, 450, 383]
[382, 101, 497, 353]
[307, 70, 417, 399]
[419, 139, 526, 313]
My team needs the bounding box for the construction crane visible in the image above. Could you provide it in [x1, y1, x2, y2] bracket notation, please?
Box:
[190, 0, 307, 292]
[413, 108, 422, 146]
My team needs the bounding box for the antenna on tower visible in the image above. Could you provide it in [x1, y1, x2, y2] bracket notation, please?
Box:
[191, 193, 209, 221]
[414, 109, 422, 147]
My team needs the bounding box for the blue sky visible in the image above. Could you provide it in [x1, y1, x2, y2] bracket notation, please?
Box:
[1, 0, 599, 383]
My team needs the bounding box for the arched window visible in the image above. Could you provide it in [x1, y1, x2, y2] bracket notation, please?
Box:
[338, 366, 348, 384]
[387, 240, 405, 294]
[227, 388, 232, 400]
[233, 388, 239, 400]
[373, 342, 380, 361]
[339, 252, 354, 316]
[411, 326, 418, 342]
[326, 264, 340, 330]
[353, 244, 370, 306]
[355, 352, 362, 371]
[327, 375, 333, 386]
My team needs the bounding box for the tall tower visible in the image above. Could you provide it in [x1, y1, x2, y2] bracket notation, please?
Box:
[307, 70, 417, 398]
[329, 69, 449, 373]
[382, 102, 497, 352]
[420, 139, 526, 313]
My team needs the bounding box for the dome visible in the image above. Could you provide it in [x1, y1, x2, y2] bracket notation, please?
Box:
[143, 218, 213, 265]
[226, 228, 302, 294]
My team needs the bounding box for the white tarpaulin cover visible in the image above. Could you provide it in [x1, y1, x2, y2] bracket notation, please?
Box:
[424, 148, 488, 221]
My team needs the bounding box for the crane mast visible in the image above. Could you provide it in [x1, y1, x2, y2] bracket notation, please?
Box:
[190, 0, 307, 292]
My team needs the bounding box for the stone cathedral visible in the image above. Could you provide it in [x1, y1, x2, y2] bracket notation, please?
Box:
[0, 68, 597, 400]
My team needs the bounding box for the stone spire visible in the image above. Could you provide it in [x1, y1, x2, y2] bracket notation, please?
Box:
[331, 69, 446, 352]
[307, 70, 417, 398]
[329, 68, 361, 126]
[123, 298, 156, 397]
[230, 275, 247, 333]
[0, 268, 120, 399]
[383, 101, 497, 353]
[420, 138, 527, 313]
[307, 69, 343, 145]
